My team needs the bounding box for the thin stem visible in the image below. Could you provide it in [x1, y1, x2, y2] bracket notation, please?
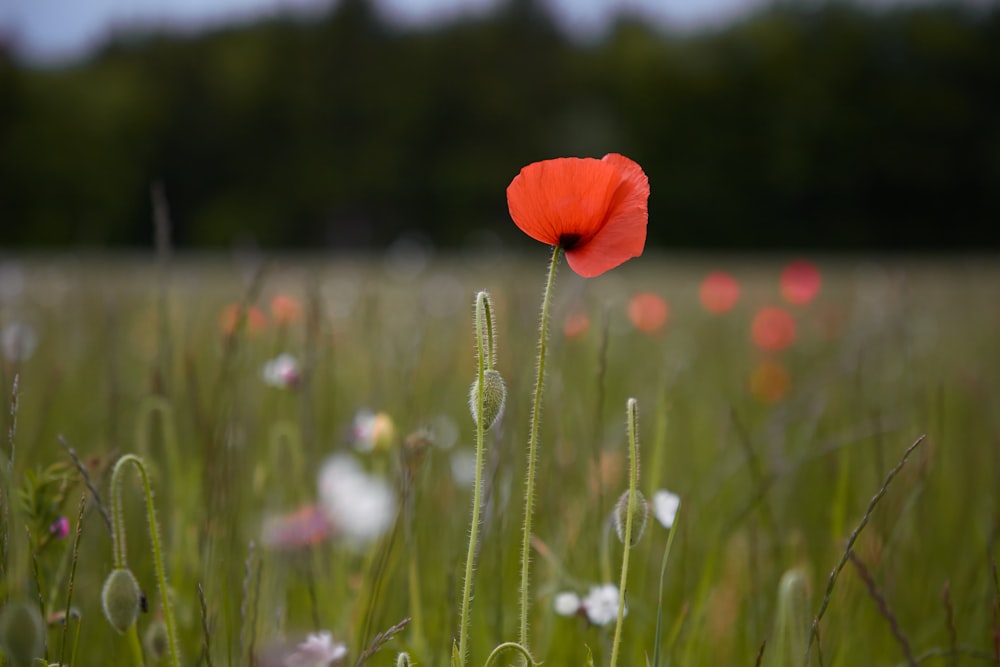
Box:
[59, 495, 87, 666]
[134, 396, 188, 580]
[805, 434, 925, 665]
[110, 454, 182, 667]
[610, 398, 640, 667]
[518, 245, 561, 649]
[483, 642, 538, 667]
[458, 291, 490, 665]
[126, 624, 145, 666]
[652, 504, 681, 667]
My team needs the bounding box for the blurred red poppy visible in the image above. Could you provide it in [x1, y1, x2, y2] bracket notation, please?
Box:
[219, 303, 267, 337]
[507, 153, 649, 277]
[563, 311, 591, 338]
[699, 271, 740, 313]
[270, 294, 303, 325]
[780, 260, 822, 305]
[750, 360, 791, 402]
[751, 306, 795, 351]
[628, 293, 669, 333]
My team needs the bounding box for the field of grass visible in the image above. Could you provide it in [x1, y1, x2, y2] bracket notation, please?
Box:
[0, 251, 997, 666]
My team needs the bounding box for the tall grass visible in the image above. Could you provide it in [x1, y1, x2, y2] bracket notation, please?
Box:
[0, 253, 996, 665]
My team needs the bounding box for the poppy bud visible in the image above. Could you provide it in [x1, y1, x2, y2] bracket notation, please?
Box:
[468, 369, 507, 430]
[772, 568, 811, 665]
[0, 601, 44, 666]
[144, 619, 170, 661]
[613, 489, 648, 546]
[101, 568, 141, 633]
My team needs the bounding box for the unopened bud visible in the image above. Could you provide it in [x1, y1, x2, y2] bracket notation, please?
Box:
[613, 489, 648, 546]
[101, 568, 141, 633]
[0, 601, 44, 666]
[469, 369, 507, 430]
[144, 619, 170, 661]
[772, 568, 811, 666]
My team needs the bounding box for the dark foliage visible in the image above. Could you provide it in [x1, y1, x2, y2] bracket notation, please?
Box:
[1, 0, 998, 250]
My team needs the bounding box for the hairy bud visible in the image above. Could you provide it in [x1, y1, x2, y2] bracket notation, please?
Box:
[101, 568, 141, 633]
[613, 489, 648, 546]
[469, 369, 507, 430]
[0, 601, 44, 666]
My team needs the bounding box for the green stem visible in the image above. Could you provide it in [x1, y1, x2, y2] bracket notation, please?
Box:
[268, 420, 305, 503]
[483, 641, 539, 667]
[134, 396, 187, 578]
[126, 624, 145, 666]
[610, 398, 640, 667]
[652, 505, 680, 667]
[458, 291, 491, 665]
[110, 454, 182, 667]
[518, 245, 561, 650]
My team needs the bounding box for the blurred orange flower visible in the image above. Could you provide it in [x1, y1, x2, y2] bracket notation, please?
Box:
[751, 306, 795, 351]
[507, 153, 649, 277]
[262, 504, 332, 550]
[628, 293, 669, 333]
[219, 303, 267, 337]
[699, 271, 740, 314]
[563, 311, 591, 338]
[270, 294, 303, 325]
[750, 360, 791, 402]
[780, 259, 822, 305]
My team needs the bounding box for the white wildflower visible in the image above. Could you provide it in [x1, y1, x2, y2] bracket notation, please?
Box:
[261, 353, 300, 388]
[282, 631, 347, 667]
[653, 489, 680, 529]
[581, 584, 625, 626]
[317, 455, 394, 547]
[553, 591, 582, 617]
[351, 409, 395, 452]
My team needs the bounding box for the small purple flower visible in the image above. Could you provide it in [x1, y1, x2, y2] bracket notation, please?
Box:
[49, 516, 70, 539]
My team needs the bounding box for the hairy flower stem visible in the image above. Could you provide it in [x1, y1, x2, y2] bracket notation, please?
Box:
[457, 291, 494, 665]
[110, 454, 181, 667]
[610, 398, 640, 667]
[518, 245, 562, 650]
[134, 396, 187, 578]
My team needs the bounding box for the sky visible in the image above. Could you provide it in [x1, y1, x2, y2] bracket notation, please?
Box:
[0, 0, 764, 64]
[0, 0, 984, 64]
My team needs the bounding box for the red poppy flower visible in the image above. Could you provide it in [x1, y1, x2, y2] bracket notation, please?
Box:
[699, 271, 740, 314]
[507, 153, 650, 277]
[219, 303, 267, 337]
[270, 294, 303, 325]
[780, 260, 822, 305]
[628, 292, 669, 333]
[751, 306, 796, 351]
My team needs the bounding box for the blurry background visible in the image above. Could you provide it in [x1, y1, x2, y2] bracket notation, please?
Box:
[0, 0, 998, 252]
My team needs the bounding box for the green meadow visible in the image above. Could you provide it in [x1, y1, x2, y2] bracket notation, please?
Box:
[0, 252, 997, 666]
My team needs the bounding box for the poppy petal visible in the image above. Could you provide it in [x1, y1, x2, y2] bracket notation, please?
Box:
[507, 157, 620, 248]
[564, 154, 649, 277]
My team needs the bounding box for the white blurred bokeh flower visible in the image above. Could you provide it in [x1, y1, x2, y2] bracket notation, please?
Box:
[261, 353, 300, 388]
[653, 489, 680, 529]
[282, 631, 347, 667]
[553, 591, 582, 617]
[317, 455, 394, 547]
[581, 584, 624, 626]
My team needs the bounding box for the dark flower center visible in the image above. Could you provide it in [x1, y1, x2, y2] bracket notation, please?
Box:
[558, 233, 582, 250]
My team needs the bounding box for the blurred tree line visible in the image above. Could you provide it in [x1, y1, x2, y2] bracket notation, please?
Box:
[0, 0, 998, 251]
